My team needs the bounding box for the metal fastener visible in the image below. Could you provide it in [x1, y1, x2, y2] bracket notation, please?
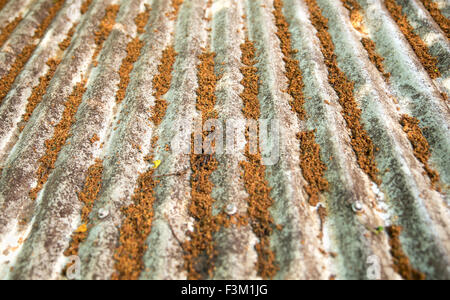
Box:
[98, 208, 109, 219]
[352, 201, 364, 213]
[225, 204, 237, 216]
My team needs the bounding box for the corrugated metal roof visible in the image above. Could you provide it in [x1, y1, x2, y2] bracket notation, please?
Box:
[0, 0, 448, 280]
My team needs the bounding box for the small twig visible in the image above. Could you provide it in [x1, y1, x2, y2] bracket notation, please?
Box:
[167, 218, 185, 250]
[153, 167, 189, 179]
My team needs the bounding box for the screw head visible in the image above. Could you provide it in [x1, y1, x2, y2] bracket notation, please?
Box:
[352, 201, 364, 213]
[98, 208, 109, 219]
[225, 204, 237, 216]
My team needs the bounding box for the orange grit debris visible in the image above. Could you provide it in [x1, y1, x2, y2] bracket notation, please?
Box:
[239, 38, 279, 279]
[387, 226, 426, 280]
[59, 23, 77, 51]
[183, 51, 220, 280]
[306, 0, 380, 184]
[151, 46, 177, 126]
[115, 6, 151, 104]
[29, 80, 87, 201]
[400, 115, 441, 191]
[0, 0, 65, 105]
[0, 16, 22, 48]
[92, 5, 120, 67]
[340, 0, 391, 79]
[20, 58, 61, 131]
[0, 0, 9, 12]
[273, 0, 306, 120]
[80, 0, 93, 14]
[419, 0, 449, 39]
[384, 0, 441, 79]
[64, 160, 103, 271]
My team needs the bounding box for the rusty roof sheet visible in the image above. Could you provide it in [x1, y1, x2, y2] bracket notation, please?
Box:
[0, 0, 449, 280]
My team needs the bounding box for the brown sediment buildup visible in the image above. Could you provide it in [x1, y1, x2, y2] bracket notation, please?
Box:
[0, 0, 65, 105]
[0, 0, 9, 12]
[116, 38, 144, 104]
[384, 0, 441, 79]
[117, 18, 149, 104]
[135, 4, 151, 35]
[151, 46, 177, 126]
[29, 80, 87, 201]
[182, 51, 220, 280]
[239, 39, 278, 279]
[420, 0, 449, 39]
[64, 159, 103, 261]
[0, 16, 22, 48]
[306, 0, 380, 184]
[273, 0, 329, 207]
[298, 131, 329, 207]
[20, 58, 61, 131]
[80, 0, 93, 14]
[273, 0, 305, 120]
[92, 5, 120, 67]
[21, 16, 82, 132]
[400, 115, 441, 191]
[112, 156, 159, 280]
[59, 23, 77, 51]
[387, 226, 426, 280]
[361, 38, 391, 79]
[170, 0, 184, 20]
[115, 6, 151, 104]
[341, 0, 391, 79]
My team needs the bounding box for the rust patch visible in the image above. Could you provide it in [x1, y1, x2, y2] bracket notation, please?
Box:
[169, 0, 184, 20]
[0, 16, 22, 48]
[341, 0, 391, 79]
[115, 6, 151, 104]
[384, 0, 441, 79]
[0, 0, 9, 12]
[80, 0, 93, 14]
[112, 158, 159, 280]
[273, 0, 306, 121]
[298, 131, 329, 207]
[387, 226, 426, 280]
[239, 39, 278, 279]
[183, 51, 220, 280]
[0, 0, 65, 105]
[361, 37, 391, 80]
[306, 0, 380, 184]
[29, 80, 87, 201]
[151, 46, 177, 126]
[59, 23, 77, 51]
[135, 4, 151, 35]
[63, 159, 104, 264]
[92, 5, 120, 67]
[400, 115, 441, 191]
[420, 0, 449, 39]
[115, 37, 144, 104]
[20, 58, 61, 131]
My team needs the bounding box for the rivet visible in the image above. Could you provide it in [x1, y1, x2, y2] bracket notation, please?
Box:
[98, 208, 109, 219]
[352, 201, 364, 213]
[225, 204, 237, 216]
